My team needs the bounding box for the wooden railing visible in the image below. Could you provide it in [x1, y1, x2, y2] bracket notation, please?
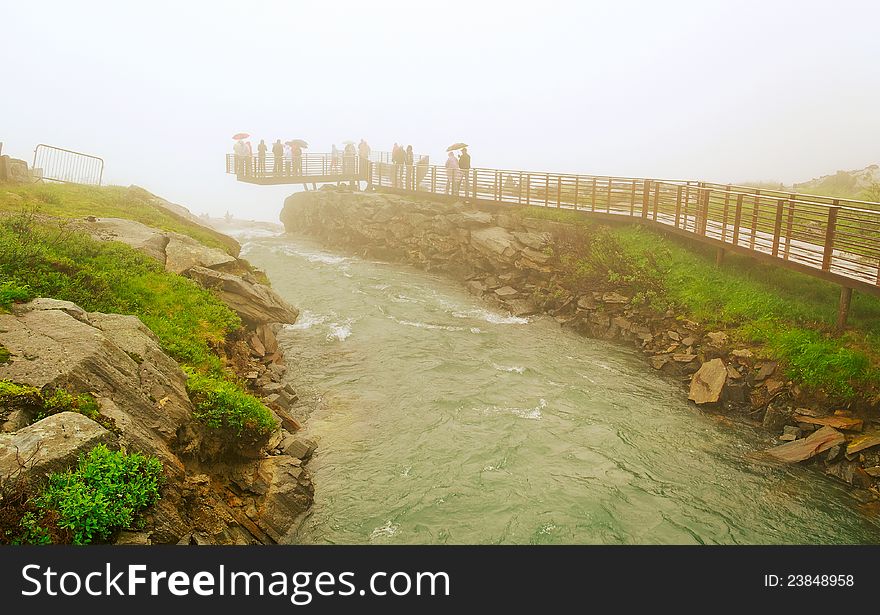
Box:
[226, 152, 368, 178]
[226, 151, 880, 302]
[367, 160, 880, 299]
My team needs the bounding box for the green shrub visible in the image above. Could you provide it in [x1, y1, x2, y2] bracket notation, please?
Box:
[36, 445, 163, 545]
[185, 370, 277, 437]
[0, 279, 31, 311]
[0, 380, 41, 411]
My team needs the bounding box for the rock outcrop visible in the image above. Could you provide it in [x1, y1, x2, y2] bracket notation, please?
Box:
[186, 266, 299, 328]
[688, 359, 727, 405]
[0, 412, 116, 480]
[79, 217, 237, 274]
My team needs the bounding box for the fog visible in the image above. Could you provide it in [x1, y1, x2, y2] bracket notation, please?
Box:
[2, 0, 878, 221]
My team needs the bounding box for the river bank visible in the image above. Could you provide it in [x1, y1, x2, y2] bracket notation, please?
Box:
[0, 183, 313, 544]
[280, 188, 880, 508]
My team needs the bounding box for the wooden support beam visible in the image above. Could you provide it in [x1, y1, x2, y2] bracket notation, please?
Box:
[836, 286, 853, 332]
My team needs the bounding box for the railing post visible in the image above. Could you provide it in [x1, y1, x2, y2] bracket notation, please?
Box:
[732, 193, 744, 247]
[518, 172, 523, 205]
[591, 178, 597, 212]
[431, 166, 436, 193]
[641, 180, 650, 219]
[630, 179, 636, 216]
[721, 185, 731, 242]
[606, 178, 612, 212]
[674, 185, 683, 228]
[544, 173, 550, 207]
[783, 199, 795, 260]
[771, 199, 785, 257]
[683, 184, 691, 231]
[749, 192, 760, 250]
[652, 181, 660, 220]
[822, 204, 839, 271]
[556, 176, 562, 208]
[700, 188, 710, 235]
[573, 177, 580, 211]
[494, 171, 500, 202]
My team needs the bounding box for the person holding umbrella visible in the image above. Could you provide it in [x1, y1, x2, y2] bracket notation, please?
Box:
[233, 138, 247, 177]
[342, 141, 356, 175]
[445, 150, 460, 197]
[446, 143, 468, 197]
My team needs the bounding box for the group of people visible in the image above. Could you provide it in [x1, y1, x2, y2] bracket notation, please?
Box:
[234, 138, 373, 178]
[233, 138, 304, 177]
[233, 138, 473, 198]
[391, 143, 417, 189]
[444, 147, 471, 197]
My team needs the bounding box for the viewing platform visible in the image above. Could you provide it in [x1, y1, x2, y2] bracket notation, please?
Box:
[225, 152, 375, 186]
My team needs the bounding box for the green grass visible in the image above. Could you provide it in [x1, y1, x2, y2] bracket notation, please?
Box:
[0, 183, 237, 254]
[33, 445, 163, 545]
[521, 207, 880, 400]
[0, 207, 276, 438]
[0, 210, 239, 372]
[185, 369, 277, 437]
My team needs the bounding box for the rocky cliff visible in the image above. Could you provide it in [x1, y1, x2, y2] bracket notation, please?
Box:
[0, 210, 312, 544]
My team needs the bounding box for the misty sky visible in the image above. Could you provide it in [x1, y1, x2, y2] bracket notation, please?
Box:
[2, 0, 878, 221]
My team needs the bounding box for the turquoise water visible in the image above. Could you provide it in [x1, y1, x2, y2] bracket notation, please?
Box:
[234, 229, 879, 545]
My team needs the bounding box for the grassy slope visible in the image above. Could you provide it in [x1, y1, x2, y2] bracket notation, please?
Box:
[522, 207, 880, 400]
[0, 184, 276, 431]
[0, 183, 236, 254]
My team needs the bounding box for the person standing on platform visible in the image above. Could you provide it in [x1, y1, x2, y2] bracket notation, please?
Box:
[257, 139, 267, 174]
[445, 151, 460, 196]
[358, 139, 371, 176]
[458, 147, 471, 198]
[272, 139, 284, 175]
[292, 143, 303, 176]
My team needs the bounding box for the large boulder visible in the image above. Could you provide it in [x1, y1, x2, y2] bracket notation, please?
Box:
[765, 426, 846, 463]
[186, 266, 299, 328]
[244, 456, 314, 542]
[0, 301, 195, 473]
[0, 412, 116, 481]
[470, 226, 522, 260]
[688, 358, 727, 404]
[79, 217, 237, 274]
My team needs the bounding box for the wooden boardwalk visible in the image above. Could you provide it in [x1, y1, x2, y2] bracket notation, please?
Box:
[228, 151, 880, 322]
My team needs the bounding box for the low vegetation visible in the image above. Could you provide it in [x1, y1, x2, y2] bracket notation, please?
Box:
[7, 445, 164, 545]
[523, 207, 880, 400]
[185, 370, 276, 438]
[0, 183, 236, 253]
[0, 187, 278, 543]
[0, 208, 239, 373]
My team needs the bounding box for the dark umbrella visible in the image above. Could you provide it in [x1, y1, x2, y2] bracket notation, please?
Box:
[232, 132, 250, 140]
[287, 139, 309, 148]
[446, 142, 468, 152]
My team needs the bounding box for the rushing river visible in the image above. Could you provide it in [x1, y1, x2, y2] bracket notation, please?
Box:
[232, 227, 880, 545]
